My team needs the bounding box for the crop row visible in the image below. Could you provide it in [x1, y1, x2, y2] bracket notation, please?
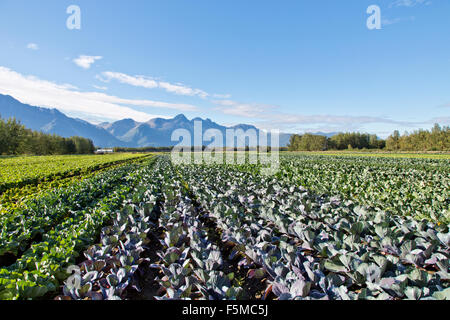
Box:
[0, 154, 153, 216]
[0, 159, 154, 260]
[57, 155, 449, 300]
[276, 154, 450, 224]
[0, 157, 157, 299]
[56, 157, 252, 300]
[175, 159, 449, 300]
[55, 159, 166, 300]
[0, 153, 150, 193]
[3, 154, 448, 300]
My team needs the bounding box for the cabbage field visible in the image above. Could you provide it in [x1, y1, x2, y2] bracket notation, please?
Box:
[0, 153, 448, 300]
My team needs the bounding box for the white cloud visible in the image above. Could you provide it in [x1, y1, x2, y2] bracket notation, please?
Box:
[26, 43, 39, 50]
[97, 72, 158, 89]
[213, 99, 276, 118]
[73, 55, 103, 69]
[249, 113, 448, 135]
[0, 66, 198, 123]
[98, 71, 227, 100]
[212, 93, 232, 99]
[382, 16, 415, 26]
[212, 98, 430, 134]
[160, 81, 208, 99]
[212, 100, 404, 131]
[261, 113, 410, 126]
[93, 85, 108, 91]
[389, 0, 432, 8]
[426, 116, 450, 124]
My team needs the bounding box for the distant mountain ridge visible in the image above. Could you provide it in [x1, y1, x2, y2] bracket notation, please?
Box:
[0, 93, 334, 148]
[98, 114, 294, 148]
[0, 94, 123, 147]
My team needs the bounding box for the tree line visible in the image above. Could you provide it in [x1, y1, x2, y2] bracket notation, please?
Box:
[0, 117, 95, 155]
[288, 124, 450, 152]
[3, 115, 447, 155]
[385, 124, 450, 151]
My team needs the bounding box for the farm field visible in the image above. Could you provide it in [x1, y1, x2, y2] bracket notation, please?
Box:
[277, 154, 450, 224]
[0, 154, 448, 300]
[286, 151, 450, 160]
[0, 153, 150, 193]
[0, 154, 153, 215]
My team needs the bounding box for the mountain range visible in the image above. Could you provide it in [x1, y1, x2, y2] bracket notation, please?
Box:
[0, 94, 335, 148]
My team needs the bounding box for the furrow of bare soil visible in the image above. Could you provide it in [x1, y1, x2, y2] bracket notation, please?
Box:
[125, 199, 165, 300]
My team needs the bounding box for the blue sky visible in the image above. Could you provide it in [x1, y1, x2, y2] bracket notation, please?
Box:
[0, 0, 448, 137]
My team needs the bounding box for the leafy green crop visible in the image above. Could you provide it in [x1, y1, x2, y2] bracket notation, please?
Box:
[1, 154, 448, 300]
[0, 157, 156, 299]
[276, 155, 450, 224]
[0, 153, 150, 193]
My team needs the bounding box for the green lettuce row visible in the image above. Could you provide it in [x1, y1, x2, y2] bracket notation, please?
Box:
[0, 153, 150, 193]
[0, 159, 153, 258]
[0, 155, 152, 215]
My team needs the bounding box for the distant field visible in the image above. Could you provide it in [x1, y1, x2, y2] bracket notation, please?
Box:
[285, 151, 450, 160]
[0, 153, 151, 193]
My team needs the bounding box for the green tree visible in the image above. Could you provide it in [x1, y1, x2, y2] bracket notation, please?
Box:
[287, 134, 327, 151]
[0, 116, 96, 155]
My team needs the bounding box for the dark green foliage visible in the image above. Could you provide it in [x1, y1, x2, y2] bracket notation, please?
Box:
[288, 134, 328, 151]
[288, 132, 382, 151]
[386, 124, 450, 151]
[0, 116, 95, 155]
[328, 133, 384, 150]
[288, 124, 449, 151]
